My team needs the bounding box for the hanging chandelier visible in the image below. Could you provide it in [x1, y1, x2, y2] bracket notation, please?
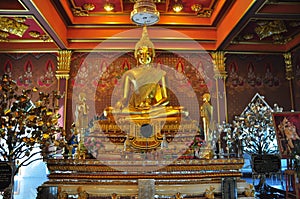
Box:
[130, 0, 160, 26]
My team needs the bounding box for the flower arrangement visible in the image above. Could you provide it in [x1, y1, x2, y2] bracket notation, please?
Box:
[187, 135, 206, 158]
[190, 135, 205, 150]
[84, 135, 105, 158]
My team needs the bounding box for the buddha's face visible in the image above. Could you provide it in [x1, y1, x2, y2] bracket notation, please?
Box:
[136, 46, 154, 65]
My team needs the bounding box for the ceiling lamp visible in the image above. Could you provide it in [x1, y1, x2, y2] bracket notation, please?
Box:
[191, 4, 202, 13]
[130, 0, 160, 26]
[83, 3, 95, 11]
[104, 1, 114, 12]
[173, 0, 183, 13]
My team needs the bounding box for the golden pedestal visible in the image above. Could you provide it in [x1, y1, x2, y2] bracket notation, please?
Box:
[38, 158, 254, 198]
[37, 111, 254, 198]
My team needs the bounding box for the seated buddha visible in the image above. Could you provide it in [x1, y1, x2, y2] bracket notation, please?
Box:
[96, 27, 194, 152]
[109, 26, 187, 121]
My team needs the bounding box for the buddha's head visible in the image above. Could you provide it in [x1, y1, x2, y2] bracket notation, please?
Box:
[79, 92, 86, 102]
[203, 93, 211, 102]
[134, 26, 155, 65]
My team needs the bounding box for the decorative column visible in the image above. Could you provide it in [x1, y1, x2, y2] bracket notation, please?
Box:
[283, 52, 295, 110]
[56, 50, 72, 130]
[211, 51, 227, 123]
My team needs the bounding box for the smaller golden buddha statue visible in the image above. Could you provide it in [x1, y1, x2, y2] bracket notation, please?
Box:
[57, 186, 68, 199]
[74, 93, 89, 158]
[77, 187, 88, 199]
[244, 184, 255, 197]
[175, 192, 182, 199]
[111, 193, 118, 199]
[75, 93, 89, 129]
[200, 93, 213, 141]
[204, 185, 215, 199]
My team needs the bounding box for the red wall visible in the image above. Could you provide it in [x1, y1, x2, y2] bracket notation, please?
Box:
[225, 54, 292, 122]
[0, 53, 58, 101]
[0, 52, 298, 132]
[293, 48, 300, 111]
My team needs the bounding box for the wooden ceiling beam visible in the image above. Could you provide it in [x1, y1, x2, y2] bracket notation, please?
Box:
[71, 15, 211, 26]
[209, 0, 227, 24]
[22, 0, 69, 49]
[59, 0, 75, 23]
[225, 43, 286, 52]
[67, 27, 217, 41]
[67, 41, 216, 51]
[286, 34, 300, 52]
[0, 42, 59, 52]
[216, 0, 256, 49]
[119, 0, 124, 12]
[258, 4, 300, 15]
[165, 0, 170, 13]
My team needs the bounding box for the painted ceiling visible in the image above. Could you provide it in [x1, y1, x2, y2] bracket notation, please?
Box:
[0, 0, 299, 52]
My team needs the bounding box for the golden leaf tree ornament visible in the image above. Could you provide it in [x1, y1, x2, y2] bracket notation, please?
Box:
[0, 74, 66, 199]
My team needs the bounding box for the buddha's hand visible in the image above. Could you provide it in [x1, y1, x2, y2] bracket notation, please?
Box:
[153, 97, 169, 107]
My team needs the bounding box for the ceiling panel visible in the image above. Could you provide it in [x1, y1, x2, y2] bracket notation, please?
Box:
[0, 0, 299, 52]
[0, 0, 26, 11]
[223, 0, 300, 52]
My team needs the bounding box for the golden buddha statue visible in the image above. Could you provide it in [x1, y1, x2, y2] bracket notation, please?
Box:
[75, 93, 89, 129]
[115, 47, 169, 112]
[98, 26, 193, 152]
[200, 93, 213, 141]
[110, 26, 187, 121]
